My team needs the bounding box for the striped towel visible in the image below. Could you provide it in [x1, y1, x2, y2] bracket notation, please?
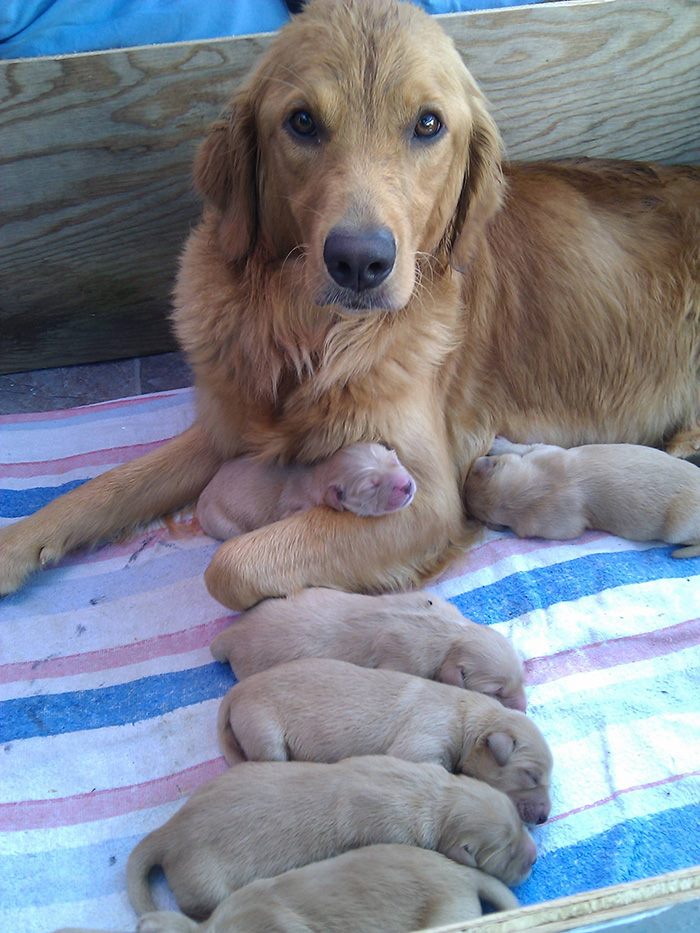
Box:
[1, 387, 698, 932]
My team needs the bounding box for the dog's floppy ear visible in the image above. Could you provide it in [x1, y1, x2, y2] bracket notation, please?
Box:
[486, 732, 515, 766]
[443, 78, 504, 266]
[193, 91, 258, 260]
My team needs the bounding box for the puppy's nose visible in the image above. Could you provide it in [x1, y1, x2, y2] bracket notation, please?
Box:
[323, 227, 396, 292]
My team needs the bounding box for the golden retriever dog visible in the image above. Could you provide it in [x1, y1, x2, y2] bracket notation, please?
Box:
[210, 588, 527, 710]
[216, 657, 552, 823]
[127, 756, 536, 917]
[196, 442, 415, 539]
[1, 0, 698, 607]
[466, 437, 700, 557]
[134, 845, 519, 933]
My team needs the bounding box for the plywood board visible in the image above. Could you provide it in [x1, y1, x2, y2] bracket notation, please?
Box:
[426, 864, 700, 932]
[1, 0, 698, 373]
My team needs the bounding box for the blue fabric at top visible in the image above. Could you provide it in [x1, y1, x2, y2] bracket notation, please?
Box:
[0, 0, 292, 59]
[1, 1, 552, 60]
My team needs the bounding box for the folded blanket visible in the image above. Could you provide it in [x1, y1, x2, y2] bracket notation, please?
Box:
[0, 387, 698, 932]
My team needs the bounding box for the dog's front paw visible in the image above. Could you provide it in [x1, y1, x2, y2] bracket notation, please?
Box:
[205, 538, 279, 611]
[0, 521, 47, 596]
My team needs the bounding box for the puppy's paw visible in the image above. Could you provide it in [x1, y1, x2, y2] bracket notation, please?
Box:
[488, 435, 516, 456]
[665, 429, 700, 462]
[139, 912, 197, 932]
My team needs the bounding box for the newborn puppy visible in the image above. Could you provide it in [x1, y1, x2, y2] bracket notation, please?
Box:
[136, 845, 519, 933]
[210, 588, 526, 710]
[127, 756, 536, 918]
[466, 438, 700, 556]
[196, 442, 415, 539]
[217, 658, 551, 824]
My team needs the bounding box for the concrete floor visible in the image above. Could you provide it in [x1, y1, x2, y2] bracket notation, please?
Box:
[0, 352, 193, 415]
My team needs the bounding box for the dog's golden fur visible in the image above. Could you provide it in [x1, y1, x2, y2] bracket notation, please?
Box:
[1, 0, 698, 607]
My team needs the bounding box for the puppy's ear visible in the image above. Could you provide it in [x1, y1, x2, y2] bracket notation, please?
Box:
[438, 651, 465, 689]
[193, 91, 258, 260]
[486, 732, 516, 766]
[324, 484, 346, 511]
[443, 77, 504, 266]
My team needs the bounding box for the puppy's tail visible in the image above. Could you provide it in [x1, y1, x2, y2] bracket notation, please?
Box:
[127, 833, 162, 915]
[474, 869, 520, 913]
[216, 689, 247, 765]
[671, 543, 700, 559]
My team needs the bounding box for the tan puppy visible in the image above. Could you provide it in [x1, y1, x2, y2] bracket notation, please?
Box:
[135, 845, 519, 932]
[216, 657, 551, 824]
[210, 588, 526, 710]
[196, 442, 415, 540]
[127, 756, 536, 918]
[466, 438, 700, 556]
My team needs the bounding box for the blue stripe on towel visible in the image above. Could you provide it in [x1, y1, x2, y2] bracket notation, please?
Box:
[1, 800, 697, 909]
[0, 664, 235, 742]
[450, 546, 700, 624]
[0, 480, 87, 517]
[516, 799, 700, 904]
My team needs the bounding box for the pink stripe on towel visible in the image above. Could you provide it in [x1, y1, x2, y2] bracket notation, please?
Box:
[0, 617, 235, 685]
[525, 617, 700, 684]
[0, 758, 228, 831]
[0, 440, 169, 479]
[549, 768, 700, 824]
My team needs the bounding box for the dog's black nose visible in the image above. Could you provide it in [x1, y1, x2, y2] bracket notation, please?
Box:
[323, 227, 396, 292]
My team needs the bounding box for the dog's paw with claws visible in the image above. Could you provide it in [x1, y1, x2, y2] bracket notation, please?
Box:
[0, 521, 59, 596]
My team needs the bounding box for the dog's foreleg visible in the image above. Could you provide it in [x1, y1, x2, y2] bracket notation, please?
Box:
[0, 423, 223, 594]
[203, 470, 470, 611]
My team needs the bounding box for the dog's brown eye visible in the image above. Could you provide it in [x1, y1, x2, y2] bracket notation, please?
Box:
[414, 112, 442, 139]
[288, 109, 318, 139]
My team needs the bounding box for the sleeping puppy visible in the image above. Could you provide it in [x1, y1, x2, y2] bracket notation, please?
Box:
[210, 588, 526, 710]
[196, 442, 415, 539]
[135, 845, 519, 932]
[216, 657, 551, 824]
[466, 438, 700, 556]
[127, 756, 537, 918]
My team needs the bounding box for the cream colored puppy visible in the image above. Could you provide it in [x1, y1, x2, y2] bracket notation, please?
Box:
[196, 442, 415, 540]
[217, 657, 551, 824]
[210, 588, 526, 710]
[136, 845, 519, 933]
[127, 756, 536, 918]
[465, 438, 700, 556]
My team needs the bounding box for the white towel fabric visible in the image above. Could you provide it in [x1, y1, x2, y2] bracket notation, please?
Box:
[1, 387, 698, 932]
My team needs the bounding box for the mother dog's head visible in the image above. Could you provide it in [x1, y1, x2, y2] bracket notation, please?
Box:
[194, 0, 503, 314]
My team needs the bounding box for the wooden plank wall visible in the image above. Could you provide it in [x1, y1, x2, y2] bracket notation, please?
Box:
[1, 0, 698, 373]
[428, 863, 700, 932]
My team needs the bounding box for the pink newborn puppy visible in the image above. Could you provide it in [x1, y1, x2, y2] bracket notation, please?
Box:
[466, 437, 700, 556]
[196, 442, 415, 540]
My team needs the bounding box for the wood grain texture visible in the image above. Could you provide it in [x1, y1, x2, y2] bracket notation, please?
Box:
[428, 864, 700, 932]
[1, 0, 698, 373]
